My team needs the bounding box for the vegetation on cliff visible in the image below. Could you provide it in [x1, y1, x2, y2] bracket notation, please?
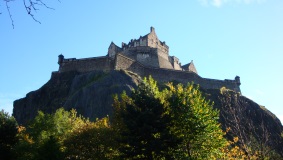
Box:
[113, 77, 227, 159]
[3, 77, 283, 159]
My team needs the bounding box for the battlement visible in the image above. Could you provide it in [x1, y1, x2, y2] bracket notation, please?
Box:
[57, 27, 241, 92]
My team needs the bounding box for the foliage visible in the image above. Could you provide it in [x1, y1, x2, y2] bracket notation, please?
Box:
[64, 116, 119, 160]
[114, 77, 227, 159]
[219, 131, 249, 160]
[8, 77, 281, 159]
[0, 110, 18, 160]
[37, 136, 64, 160]
[14, 126, 37, 160]
[13, 108, 119, 160]
[27, 108, 74, 143]
[14, 108, 88, 160]
[113, 76, 180, 159]
[165, 83, 227, 159]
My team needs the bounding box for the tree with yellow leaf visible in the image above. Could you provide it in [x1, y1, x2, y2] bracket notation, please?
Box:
[165, 83, 227, 159]
[63, 116, 119, 160]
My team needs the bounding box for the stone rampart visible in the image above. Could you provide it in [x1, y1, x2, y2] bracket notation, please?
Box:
[57, 54, 240, 92]
[114, 54, 241, 92]
[59, 56, 114, 73]
[115, 53, 145, 76]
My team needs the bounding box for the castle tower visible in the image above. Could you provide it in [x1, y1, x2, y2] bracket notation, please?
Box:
[150, 26, 155, 33]
[106, 27, 192, 70]
[235, 76, 241, 85]
[58, 54, 64, 65]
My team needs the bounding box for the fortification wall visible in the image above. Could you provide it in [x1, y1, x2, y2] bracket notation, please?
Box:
[59, 57, 114, 73]
[121, 47, 161, 68]
[144, 68, 240, 92]
[115, 54, 145, 76]
[199, 78, 241, 93]
[114, 54, 241, 92]
[57, 54, 240, 92]
[157, 54, 174, 69]
[121, 46, 174, 69]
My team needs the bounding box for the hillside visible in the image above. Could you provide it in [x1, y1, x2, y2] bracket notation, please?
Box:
[13, 70, 283, 156]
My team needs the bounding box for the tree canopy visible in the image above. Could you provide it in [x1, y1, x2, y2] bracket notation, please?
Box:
[113, 76, 227, 159]
[113, 76, 180, 159]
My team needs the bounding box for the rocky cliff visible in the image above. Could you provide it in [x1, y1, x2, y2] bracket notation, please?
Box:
[205, 89, 283, 156]
[13, 70, 140, 125]
[13, 70, 283, 156]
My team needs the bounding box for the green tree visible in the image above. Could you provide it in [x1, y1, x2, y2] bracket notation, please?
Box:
[14, 108, 86, 160]
[14, 108, 119, 160]
[27, 108, 80, 142]
[64, 117, 119, 160]
[114, 77, 227, 159]
[0, 110, 18, 160]
[165, 83, 226, 159]
[113, 77, 180, 159]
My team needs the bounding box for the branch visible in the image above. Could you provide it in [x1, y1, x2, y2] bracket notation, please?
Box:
[2, 0, 60, 28]
[22, 0, 60, 24]
[5, 0, 14, 29]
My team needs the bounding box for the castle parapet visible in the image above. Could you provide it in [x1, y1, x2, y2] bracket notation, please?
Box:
[58, 55, 114, 73]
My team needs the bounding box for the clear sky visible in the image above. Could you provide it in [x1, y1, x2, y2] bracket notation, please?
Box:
[1, 0, 282, 123]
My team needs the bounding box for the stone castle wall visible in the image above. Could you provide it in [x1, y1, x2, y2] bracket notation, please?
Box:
[59, 56, 114, 73]
[121, 46, 160, 68]
[57, 54, 240, 92]
[114, 54, 241, 92]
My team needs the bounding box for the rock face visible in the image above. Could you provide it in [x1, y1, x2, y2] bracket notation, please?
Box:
[13, 70, 283, 156]
[204, 89, 283, 156]
[13, 70, 140, 125]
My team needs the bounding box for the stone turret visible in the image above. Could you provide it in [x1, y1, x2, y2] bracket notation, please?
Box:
[235, 76, 241, 85]
[58, 54, 64, 65]
[150, 26, 155, 33]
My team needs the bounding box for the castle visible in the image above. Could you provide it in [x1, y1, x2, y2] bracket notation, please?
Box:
[56, 27, 241, 92]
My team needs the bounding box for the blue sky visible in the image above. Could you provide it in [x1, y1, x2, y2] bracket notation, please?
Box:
[1, 0, 283, 123]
